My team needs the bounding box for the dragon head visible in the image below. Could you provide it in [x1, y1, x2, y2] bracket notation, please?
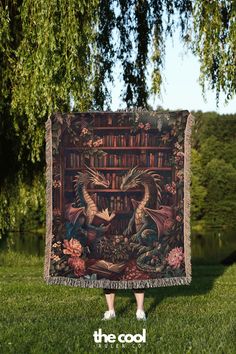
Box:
[120, 166, 145, 191]
[85, 165, 110, 188]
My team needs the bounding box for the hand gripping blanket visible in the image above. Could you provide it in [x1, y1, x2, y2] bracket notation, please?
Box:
[44, 110, 194, 289]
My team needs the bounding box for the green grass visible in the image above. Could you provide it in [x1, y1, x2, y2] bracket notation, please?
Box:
[0, 251, 235, 354]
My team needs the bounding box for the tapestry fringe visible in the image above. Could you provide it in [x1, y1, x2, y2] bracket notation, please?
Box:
[183, 112, 195, 285]
[44, 117, 53, 283]
[44, 274, 192, 289]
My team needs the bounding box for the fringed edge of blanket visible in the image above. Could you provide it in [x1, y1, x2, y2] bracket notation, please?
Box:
[183, 112, 195, 285]
[44, 112, 195, 289]
[44, 117, 53, 284]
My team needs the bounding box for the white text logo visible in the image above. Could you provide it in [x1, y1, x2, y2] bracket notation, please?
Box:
[93, 328, 146, 344]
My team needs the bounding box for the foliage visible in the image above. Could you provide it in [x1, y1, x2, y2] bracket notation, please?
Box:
[0, 0, 99, 237]
[0, 173, 45, 235]
[191, 148, 207, 220]
[191, 112, 236, 227]
[192, 0, 236, 102]
[94, 0, 193, 108]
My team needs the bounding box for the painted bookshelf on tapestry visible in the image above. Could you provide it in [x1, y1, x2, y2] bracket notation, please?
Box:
[52, 112, 177, 237]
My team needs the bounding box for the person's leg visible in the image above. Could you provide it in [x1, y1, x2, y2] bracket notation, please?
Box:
[133, 288, 145, 311]
[102, 289, 116, 320]
[133, 288, 146, 320]
[103, 289, 116, 311]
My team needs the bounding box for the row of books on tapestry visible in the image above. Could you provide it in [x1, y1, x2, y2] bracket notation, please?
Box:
[65, 151, 171, 168]
[92, 115, 154, 128]
[64, 174, 172, 190]
[92, 194, 134, 212]
[90, 193, 173, 214]
[102, 133, 161, 147]
[92, 115, 127, 127]
[109, 219, 129, 235]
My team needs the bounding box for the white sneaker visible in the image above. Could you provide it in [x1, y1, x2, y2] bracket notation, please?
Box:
[136, 309, 146, 321]
[102, 310, 116, 320]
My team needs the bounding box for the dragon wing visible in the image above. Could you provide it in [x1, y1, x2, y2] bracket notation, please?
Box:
[144, 205, 174, 237]
[65, 203, 85, 225]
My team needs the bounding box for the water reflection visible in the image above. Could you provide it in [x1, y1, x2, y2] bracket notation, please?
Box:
[191, 228, 236, 264]
[0, 228, 235, 264]
[0, 231, 45, 257]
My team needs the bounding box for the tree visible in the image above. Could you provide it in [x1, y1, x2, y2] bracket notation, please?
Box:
[191, 111, 236, 228]
[1, 1, 235, 163]
[0, 1, 235, 234]
[192, 0, 235, 102]
[203, 158, 236, 227]
[0, 0, 99, 235]
[191, 148, 207, 221]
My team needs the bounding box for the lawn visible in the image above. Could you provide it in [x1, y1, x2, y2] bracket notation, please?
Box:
[0, 251, 235, 354]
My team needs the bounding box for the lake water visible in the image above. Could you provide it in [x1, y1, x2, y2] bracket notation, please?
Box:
[0, 229, 235, 265]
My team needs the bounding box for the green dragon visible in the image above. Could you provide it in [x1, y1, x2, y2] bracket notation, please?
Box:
[120, 166, 174, 272]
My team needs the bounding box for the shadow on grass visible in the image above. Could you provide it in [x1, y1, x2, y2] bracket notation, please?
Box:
[115, 262, 227, 317]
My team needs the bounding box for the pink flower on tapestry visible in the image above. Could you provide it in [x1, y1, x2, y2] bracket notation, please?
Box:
[93, 138, 103, 147]
[86, 139, 93, 147]
[80, 127, 89, 135]
[68, 257, 85, 277]
[166, 247, 184, 269]
[175, 151, 184, 163]
[63, 238, 83, 257]
[176, 215, 182, 222]
[165, 182, 176, 195]
[144, 122, 151, 131]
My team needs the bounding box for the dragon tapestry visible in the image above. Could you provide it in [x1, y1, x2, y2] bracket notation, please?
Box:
[44, 110, 194, 289]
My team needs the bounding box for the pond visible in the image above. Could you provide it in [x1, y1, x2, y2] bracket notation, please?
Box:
[0, 228, 235, 265]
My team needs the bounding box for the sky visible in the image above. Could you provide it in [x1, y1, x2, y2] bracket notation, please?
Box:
[111, 31, 236, 114]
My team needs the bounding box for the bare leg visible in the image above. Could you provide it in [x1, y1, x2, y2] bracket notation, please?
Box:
[105, 293, 115, 311]
[134, 292, 145, 311]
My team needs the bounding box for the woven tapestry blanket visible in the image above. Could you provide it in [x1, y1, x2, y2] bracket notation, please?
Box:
[44, 110, 194, 289]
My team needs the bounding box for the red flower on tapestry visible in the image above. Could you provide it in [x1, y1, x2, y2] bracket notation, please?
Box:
[166, 247, 184, 269]
[63, 238, 83, 257]
[68, 257, 85, 277]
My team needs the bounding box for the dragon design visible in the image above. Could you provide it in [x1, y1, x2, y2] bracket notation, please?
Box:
[120, 166, 174, 272]
[65, 166, 111, 250]
[66, 165, 110, 224]
[74, 165, 110, 223]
